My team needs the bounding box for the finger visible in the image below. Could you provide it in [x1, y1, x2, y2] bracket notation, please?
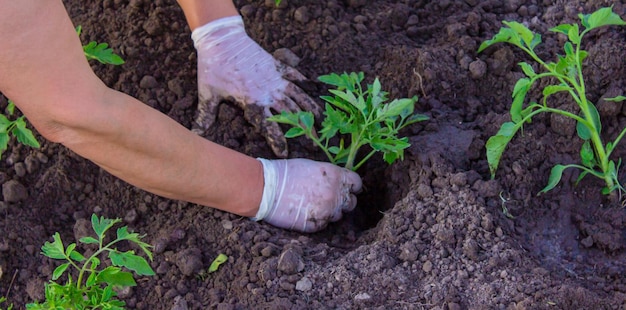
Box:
[342, 194, 358, 213]
[343, 169, 363, 193]
[330, 203, 344, 222]
[276, 62, 308, 82]
[284, 83, 323, 119]
[243, 105, 289, 158]
[192, 95, 221, 135]
[272, 95, 301, 114]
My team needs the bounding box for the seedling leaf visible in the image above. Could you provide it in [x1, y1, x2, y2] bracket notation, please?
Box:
[208, 254, 228, 273]
[52, 263, 70, 281]
[109, 251, 155, 276]
[539, 165, 568, 194]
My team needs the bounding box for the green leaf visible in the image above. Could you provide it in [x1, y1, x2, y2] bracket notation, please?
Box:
[41, 233, 67, 260]
[604, 95, 626, 102]
[98, 267, 137, 287]
[0, 133, 9, 156]
[91, 214, 120, 239]
[79, 236, 99, 244]
[83, 41, 125, 65]
[576, 120, 591, 140]
[582, 6, 626, 31]
[109, 251, 155, 276]
[478, 27, 518, 52]
[542, 84, 571, 97]
[539, 164, 568, 194]
[299, 112, 314, 130]
[511, 78, 532, 122]
[208, 253, 228, 273]
[69, 250, 85, 263]
[12, 118, 40, 148]
[518, 62, 536, 77]
[567, 23, 580, 44]
[52, 263, 70, 280]
[580, 140, 595, 168]
[504, 21, 536, 49]
[486, 122, 518, 178]
[379, 98, 415, 120]
[284, 127, 305, 138]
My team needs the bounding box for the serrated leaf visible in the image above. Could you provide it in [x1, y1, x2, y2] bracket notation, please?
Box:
[539, 164, 568, 194]
[83, 41, 125, 65]
[42, 233, 67, 260]
[52, 263, 70, 280]
[91, 214, 120, 239]
[208, 253, 228, 273]
[109, 251, 155, 276]
[12, 118, 40, 148]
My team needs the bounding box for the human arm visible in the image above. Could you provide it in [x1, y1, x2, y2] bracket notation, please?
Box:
[0, 0, 360, 232]
[176, 0, 322, 158]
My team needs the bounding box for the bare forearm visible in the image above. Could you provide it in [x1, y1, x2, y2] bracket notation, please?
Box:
[0, 0, 262, 216]
[176, 0, 238, 30]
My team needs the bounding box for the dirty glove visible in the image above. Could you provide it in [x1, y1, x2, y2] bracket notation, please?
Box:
[252, 158, 362, 233]
[191, 16, 322, 158]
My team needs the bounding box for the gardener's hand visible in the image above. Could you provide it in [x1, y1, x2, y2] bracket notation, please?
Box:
[191, 16, 321, 158]
[252, 158, 362, 233]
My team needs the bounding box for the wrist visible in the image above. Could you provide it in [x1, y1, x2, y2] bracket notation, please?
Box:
[177, 0, 239, 31]
[251, 158, 276, 221]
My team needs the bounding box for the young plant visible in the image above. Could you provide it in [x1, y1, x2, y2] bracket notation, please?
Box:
[0, 26, 124, 156]
[478, 6, 626, 195]
[26, 214, 155, 310]
[0, 296, 13, 310]
[269, 72, 428, 171]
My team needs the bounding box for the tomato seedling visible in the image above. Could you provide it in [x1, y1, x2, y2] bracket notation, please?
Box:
[478, 6, 626, 195]
[26, 214, 154, 309]
[269, 72, 428, 171]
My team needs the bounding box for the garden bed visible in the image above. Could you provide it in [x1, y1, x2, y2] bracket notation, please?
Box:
[2, 0, 626, 308]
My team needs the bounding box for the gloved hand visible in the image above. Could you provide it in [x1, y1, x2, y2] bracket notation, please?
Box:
[252, 158, 362, 233]
[191, 16, 322, 158]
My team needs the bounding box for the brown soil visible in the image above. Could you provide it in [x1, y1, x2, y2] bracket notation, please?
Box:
[2, 0, 626, 309]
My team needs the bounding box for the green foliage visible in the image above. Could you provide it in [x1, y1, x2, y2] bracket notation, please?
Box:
[0, 100, 41, 155]
[208, 254, 228, 273]
[478, 6, 626, 195]
[0, 296, 14, 310]
[0, 26, 125, 157]
[77, 26, 125, 65]
[26, 214, 154, 309]
[269, 72, 428, 170]
[274, 0, 282, 6]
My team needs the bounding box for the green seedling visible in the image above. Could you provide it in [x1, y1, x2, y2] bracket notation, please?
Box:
[0, 296, 13, 310]
[478, 6, 626, 195]
[0, 26, 124, 157]
[26, 214, 154, 310]
[269, 72, 428, 171]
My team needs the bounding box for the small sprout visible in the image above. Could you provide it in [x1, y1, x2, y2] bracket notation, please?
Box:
[269, 72, 428, 171]
[208, 254, 228, 273]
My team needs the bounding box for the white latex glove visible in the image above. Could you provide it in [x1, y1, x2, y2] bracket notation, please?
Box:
[191, 16, 322, 158]
[252, 158, 362, 233]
